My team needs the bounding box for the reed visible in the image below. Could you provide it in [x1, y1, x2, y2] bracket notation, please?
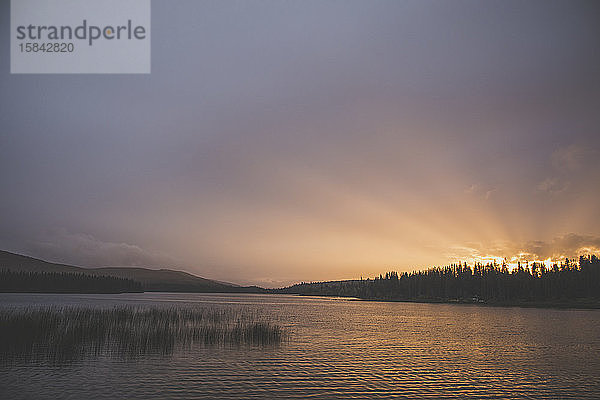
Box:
[0, 306, 284, 362]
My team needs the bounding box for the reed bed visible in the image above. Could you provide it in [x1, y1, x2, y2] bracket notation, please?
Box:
[0, 306, 284, 362]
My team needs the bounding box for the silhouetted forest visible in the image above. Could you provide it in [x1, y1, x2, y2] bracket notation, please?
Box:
[0, 270, 143, 293]
[278, 255, 600, 306]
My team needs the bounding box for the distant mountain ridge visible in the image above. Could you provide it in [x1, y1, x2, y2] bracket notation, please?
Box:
[0, 250, 264, 293]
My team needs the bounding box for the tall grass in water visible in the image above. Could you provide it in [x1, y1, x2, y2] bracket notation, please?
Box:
[0, 306, 284, 362]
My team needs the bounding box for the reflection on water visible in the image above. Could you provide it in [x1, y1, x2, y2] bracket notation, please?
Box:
[1, 293, 599, 399]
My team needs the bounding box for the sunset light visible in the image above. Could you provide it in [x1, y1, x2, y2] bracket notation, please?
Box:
[1, 0, 599, 398]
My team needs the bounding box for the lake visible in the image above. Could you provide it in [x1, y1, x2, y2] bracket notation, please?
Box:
[1, 293, 599, 399]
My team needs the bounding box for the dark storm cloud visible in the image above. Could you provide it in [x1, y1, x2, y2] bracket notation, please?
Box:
[28, 229, 177, 268]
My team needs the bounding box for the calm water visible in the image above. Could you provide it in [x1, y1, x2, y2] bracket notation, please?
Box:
[1, 293, 599, 399]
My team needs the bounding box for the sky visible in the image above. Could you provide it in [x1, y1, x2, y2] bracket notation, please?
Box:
[1, 0, 599, 287]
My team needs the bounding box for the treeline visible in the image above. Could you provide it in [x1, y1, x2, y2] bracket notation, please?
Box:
[0, 270, 143, 293]
[278, 255, 600, 305]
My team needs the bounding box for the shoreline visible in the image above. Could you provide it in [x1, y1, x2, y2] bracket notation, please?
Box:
[2, 290, 599, 310]
[293, 293, 600, 310]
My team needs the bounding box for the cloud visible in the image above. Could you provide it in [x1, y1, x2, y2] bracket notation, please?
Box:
[448, 234, 600, 264]
[521, 234, 600, 260]
[484, 188, 496, 200]
[536, 177, 569, 194]
[27, 229, 177, 268]
[551, 144, 588, 172]
[537, 144, 599, 195]
[464, 184, 478, 194]
[465, 184, 496, 200]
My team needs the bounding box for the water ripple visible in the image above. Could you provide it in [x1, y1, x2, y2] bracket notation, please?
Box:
[1, 293, 599, 399]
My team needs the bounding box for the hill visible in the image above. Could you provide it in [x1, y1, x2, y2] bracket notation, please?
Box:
[0, 250, 263, 293]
